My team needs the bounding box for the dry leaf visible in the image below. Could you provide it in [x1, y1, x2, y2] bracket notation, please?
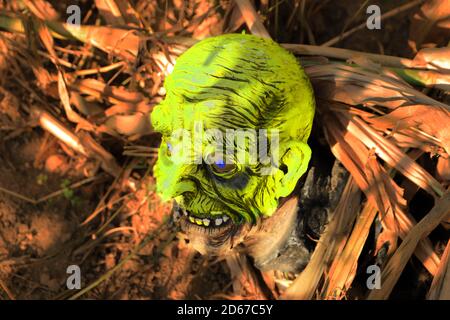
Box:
[368, 191, 450, 299]
[427, 240, 450, 300]
[409, 0, 450, 51]
[95, 0, 141, 27]
[412, 47, 450, 71]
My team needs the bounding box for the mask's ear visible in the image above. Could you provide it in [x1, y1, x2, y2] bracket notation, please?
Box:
[275, 141, 311, 198]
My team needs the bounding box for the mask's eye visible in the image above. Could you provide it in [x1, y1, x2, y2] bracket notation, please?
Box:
[211, 159, 237, 175]
[166, 142, 172, 156]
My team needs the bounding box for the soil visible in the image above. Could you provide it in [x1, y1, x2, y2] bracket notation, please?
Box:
[0, 128, 235, 299]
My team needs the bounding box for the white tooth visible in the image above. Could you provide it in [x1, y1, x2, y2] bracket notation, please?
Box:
[215, 218, 223, 226]
[183, 209, 188, 216]
[195, 218, 203, 225]
[203, 219, 210, 226]
[222, 216, 229, 222]
[189, 216, 195, 223]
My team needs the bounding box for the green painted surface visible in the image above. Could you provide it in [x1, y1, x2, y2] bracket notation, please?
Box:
[151, 34, 315, 224]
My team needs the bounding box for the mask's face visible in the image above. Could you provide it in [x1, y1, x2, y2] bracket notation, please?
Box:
[151, 34, 315, 254]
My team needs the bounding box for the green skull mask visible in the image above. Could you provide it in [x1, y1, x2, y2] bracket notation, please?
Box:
[151, 34, 315, 253]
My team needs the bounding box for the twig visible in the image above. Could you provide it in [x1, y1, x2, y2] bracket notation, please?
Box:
[234, 0, 271, 39]
[0, 279, 15, 300]
[36, 175, 104, 204]
[0, 176, 103, 205]
[336, 0, 370, 47]
[283, 43, 419, 69]
[80, 161, 129, 226]
[0, 186, 37, 204]
[164, 36, 438, 70]
[32, 106, 134, 189]
[74, 61, 126, 76]
[33, 107, 88, 157]
[321, 0, 425, 47]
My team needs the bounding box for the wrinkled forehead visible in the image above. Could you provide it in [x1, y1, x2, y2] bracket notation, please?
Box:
[151, 34, 314, 143]
[153, 69, 280, 136]
[159, 97, 270, 135]
[152, 35, 286, 133]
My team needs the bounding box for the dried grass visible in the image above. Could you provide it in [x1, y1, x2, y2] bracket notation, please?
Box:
[0, 0, 448, 300]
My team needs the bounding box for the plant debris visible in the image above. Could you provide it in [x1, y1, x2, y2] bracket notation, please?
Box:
[0, 0, 448, 300]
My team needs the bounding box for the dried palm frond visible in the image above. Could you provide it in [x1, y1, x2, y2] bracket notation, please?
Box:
[427, 240, 450, 300]
[233, 0, 449, 300]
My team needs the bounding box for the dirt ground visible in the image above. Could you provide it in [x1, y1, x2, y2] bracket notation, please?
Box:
[0, 0, 448, 300]
[0, 128, 235, 299]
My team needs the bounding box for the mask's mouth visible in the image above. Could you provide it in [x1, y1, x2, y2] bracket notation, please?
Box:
[173, 205, 233, 228]
[172, 201, 250, 255]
